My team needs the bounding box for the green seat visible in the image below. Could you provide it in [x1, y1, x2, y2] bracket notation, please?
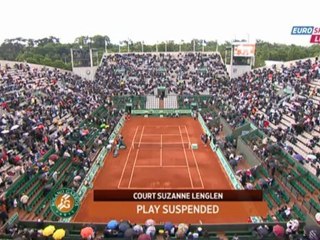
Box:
[307, 175, 320, 189]
[300, 179, 315, 193]
[275, 212, 285, 221]
[297, 165, 308, 175]
[291, 170, 299, 178]
[282, 191, 290, 203]
[266, 214, 274, 222]
[291, 181, 306, 197]
[310, 199, 320, 212]
[292, 205, 306, 221]
[270, 191, 281, 206]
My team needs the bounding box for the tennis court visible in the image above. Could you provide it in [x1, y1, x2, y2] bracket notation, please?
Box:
[73, 117, 234, 223]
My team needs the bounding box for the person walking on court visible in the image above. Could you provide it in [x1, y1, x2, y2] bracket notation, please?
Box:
[118, 135, 126, 149]
[201, 133, 208, 147]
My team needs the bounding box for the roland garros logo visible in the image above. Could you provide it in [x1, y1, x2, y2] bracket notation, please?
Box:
[50, 188, 80, 218]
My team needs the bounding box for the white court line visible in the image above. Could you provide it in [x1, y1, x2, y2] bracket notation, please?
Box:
[184, 125, 205, 188]
[160, 134, 163, 167]
[135, 165, 187, 168]
[178, 125, 194, 188]
[142, 134, 181, 136]
[117, 126, 139, 188]
[148, 125, 183, 127]
[132, 142, 189, 145]
[128, 126, 145, 188]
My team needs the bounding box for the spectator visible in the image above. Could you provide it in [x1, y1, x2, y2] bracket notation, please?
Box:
[20, 193, 29, 210]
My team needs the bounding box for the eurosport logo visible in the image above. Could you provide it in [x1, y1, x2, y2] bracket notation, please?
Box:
[291, 26, 320, 43]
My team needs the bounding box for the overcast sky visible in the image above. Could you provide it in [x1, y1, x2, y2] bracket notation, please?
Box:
[0, 0, 319, 46]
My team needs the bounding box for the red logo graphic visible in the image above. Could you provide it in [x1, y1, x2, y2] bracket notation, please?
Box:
[310, 34, 320, 43]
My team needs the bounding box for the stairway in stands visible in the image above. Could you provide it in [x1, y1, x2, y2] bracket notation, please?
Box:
[146, 95, 159, 109]
[159, 99, 164, 109]
[164, 95, 178, 109]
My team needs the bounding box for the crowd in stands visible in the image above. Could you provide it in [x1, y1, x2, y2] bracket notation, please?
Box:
[206, 57, 320, 174]
[2, 217, 320, 240]
[95, 53, 228, 96]
[0, 63, 122, 218]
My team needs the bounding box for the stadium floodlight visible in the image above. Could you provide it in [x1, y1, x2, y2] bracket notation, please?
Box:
[193, 39, 196, 52]
[105, 38, 108, 54]
[202, 40, 207, 52]
[87, 37, 91, 49]
[119, 41, 122, 53]
[127, 39, 131, 52]
[179, 40, 184, 52]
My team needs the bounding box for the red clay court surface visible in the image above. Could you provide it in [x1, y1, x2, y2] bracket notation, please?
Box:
[73, 117, 235, 223]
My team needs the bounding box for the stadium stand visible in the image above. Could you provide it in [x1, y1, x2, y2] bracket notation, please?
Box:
[0, 54, 319, 239]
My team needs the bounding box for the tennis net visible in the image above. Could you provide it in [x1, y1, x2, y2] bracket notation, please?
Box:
[132, 142, 190, 149]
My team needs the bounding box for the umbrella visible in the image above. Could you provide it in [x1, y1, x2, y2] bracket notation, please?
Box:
[293, 154, 304, 162]
[74, 175, 82, 181]
[124, 228, 135, 238]
[10, 125, 19, 131]
[43, 225, 56, 236]
[138, 234, 151, 240]
[37, 124, 44, 129]
[304, 225, 320, 240]
[81, 129, 89, 136]
[286, 145, 293, 150]
[286, 219, 299, 232]
[315, 212, 320, 224]
[1, 130, 9, 134]
[107, 220, 118, 230]
[293, 102, 301, 107]
[178, 223, 189, 234]
[133, 224, 143, 234]
[119, 221, 131, 232]
[146, 225, 156, 236]
[100, 123, 106, 129]
[76, 149, 84, 154]
[49, 154, 59, 161]
[307, 154, 317, 161]
[164, 222, 174, 231]
[80, 227, 94, 238]
[273, 224, 285, 237]
[256, 226, 269, 236]
[176, 229, 186, 238]
[246, 182, 254, 190]
[145, 219, 155, 227]
[52, 229, 66, 240]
